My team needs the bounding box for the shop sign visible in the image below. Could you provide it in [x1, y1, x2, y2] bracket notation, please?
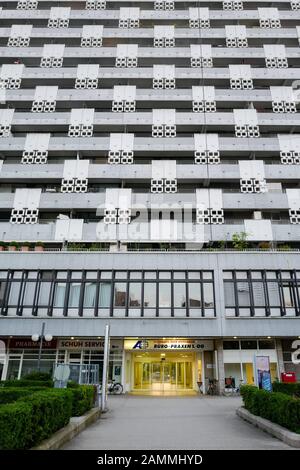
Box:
[57, 339, 123, 350]
[9, 337, 57, 349]
[124, 338, 214, 351]
[291, 340, 300, 365]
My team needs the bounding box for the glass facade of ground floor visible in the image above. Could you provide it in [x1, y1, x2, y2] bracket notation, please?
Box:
[0, 336, 298, 393]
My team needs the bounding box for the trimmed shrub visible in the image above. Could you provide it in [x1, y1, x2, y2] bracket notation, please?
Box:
[22, 371, 52, 381]
[0, 387, 45, 404]
[68, 385, 96, 417]
[1, 379, 53, 388]
[272, 382, 300, 398]
[240, 385, 300, 434]
[0, 389, 73, 450]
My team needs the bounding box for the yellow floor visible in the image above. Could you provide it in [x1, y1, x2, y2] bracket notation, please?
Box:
[129, 390, 198, 396]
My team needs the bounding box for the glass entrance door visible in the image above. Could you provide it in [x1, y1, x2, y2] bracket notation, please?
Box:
[133, 358, 194, 392]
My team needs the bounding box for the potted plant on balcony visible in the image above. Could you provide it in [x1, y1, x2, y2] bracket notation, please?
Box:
[20, 241, 31, 252]
[0, 241, 7, 252]
[34, 241, 45, 252]
[231, 232, 249, 250]
[8, 241, 19, 252]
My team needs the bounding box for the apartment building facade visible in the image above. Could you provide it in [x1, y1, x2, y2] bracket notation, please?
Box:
[0, 0, 299, 393]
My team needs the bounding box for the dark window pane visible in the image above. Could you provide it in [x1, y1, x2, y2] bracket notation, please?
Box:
[241, 340, 257, 350]
[258, 340, 275, 350]
[223, 341, 240, 350]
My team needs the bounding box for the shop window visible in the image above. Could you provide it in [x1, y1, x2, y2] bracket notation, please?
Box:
[241, 340, 257, 350]
[173, 283, 186, 308]
[143, 283, 156, 308]
[223, 341, 240, 350]
[258, 340, 275, 349]
[129, 283, 142, 307]
[188, 283, 201, 307]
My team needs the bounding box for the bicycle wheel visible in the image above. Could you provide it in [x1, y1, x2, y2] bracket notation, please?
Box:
[113, 383, 123, 394]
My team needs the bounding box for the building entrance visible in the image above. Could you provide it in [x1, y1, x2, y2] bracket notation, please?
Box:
[133, 352, 196, 393]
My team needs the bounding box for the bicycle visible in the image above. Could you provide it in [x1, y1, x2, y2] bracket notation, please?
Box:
[207, 379, 218, 396]
[99, 379, 123, 394]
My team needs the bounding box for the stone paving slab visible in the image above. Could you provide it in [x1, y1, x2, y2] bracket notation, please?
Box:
[63, 396, 292, 450]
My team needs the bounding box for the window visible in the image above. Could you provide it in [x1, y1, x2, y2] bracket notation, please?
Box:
[267, 282, 281, 307]
[37, 282, 51, 306]
[258, 340, 275, 350]
[143, 283, 156, 308]
[224, 283, 235, 307]
[129, 283, 141, 307]
[0, 281, 6, 306]
[282, 283, 294, 308]
[83, 282, 97, 308]
[99, 282, 111, 308]
[173, 283, 186, 308]
[159, 283, 171, 307]
[237, 282, 250, 307]
[252, 282, 265, 307]
[241, 340, 257, 350]
[203, 283, 214, 308]
[68, 283, 81, 308]
[53, 283, 66, 308]
[114, 283, 127, 307]
[188, 283, 201, 307]
[23, 282, 36, 306]
[223, 341, 240, 350]
[8, 282, 21, 305]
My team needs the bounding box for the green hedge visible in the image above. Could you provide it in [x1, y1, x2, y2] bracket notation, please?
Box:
[240, 385, 300, 434]
[272, 382, 300, 398]
[0, 389, 73, 450]
[0, 385, 96, 449]
[68, 385, 96, 417]
[22, 372, 52, 381]
[0, 387, 46, 404]
[1, 379, 53, 388]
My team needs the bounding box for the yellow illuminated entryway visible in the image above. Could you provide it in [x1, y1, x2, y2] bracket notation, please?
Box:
[132, 351, 196, 394]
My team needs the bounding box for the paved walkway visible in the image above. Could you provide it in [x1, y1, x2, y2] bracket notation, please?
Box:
[63, 396, 292, 450]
